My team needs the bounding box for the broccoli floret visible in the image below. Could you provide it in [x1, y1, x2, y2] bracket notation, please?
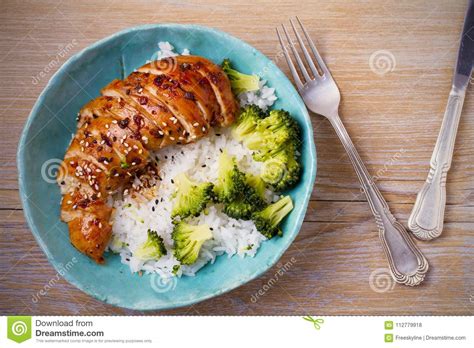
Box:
[231, 105, 266, 141]
[222, 58, 260, 95]
[244, 109, 300, 162]
[245, 173, 267, 207]
[223, 200, 254, 220]
[171, 173, 213, 218]
[213, 150, 247, 203]
[172, 222, 213, 265]
[252, 196, 293, 238]
[134, 229, 167, 260]
[231, 107, 302, 191]
[260, 145, 301, 191]
[222, 173, 267, 220]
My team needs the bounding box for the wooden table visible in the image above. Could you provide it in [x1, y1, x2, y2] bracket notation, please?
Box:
[1, 0, 473, 316]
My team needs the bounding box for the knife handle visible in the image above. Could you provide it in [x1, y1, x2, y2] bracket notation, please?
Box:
[408, 87, 466, 240]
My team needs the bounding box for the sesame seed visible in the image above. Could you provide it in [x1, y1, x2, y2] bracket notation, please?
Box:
[112, 120, 118, 124]
[67, 200, 72, 204]
[193, 122, 199, 127]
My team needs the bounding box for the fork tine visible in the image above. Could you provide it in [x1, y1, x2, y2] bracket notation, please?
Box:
[276, 27, 304, 90]
[289, 18, 319, 77]
[296, 16, 330, 76]
[281, 24, 312, 82]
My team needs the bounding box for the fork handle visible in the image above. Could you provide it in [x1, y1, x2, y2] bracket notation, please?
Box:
[408, 87, 466, 240]
[329, 115, 429, 286]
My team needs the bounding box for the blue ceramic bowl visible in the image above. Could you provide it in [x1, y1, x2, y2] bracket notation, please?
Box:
[18, 24, 316, 310]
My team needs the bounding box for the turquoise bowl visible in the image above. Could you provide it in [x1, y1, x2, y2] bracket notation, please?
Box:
[17, 24, 316, 310]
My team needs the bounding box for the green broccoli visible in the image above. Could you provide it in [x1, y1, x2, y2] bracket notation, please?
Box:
[244, 109, 300, 162]
[223, 200, 254, 220]
[172, 222, 213, 265]
[231, 105, 265, 142]
[232, 107, 302, 191]
[222, 58, 260, 95]
[134, 229, 167, 260]
[252, 195, 293, 239]
[245, 173, 267, 207]
[171, 173, 214, 219]
[260, 145, 301, 192]
[213, 150, 247, 203]
[223, 173, 267, 220]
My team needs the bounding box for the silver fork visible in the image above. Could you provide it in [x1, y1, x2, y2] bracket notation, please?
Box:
[277, 18, 429, 286]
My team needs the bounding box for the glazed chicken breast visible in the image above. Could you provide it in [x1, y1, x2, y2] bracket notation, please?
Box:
[57, 55, 238, 263]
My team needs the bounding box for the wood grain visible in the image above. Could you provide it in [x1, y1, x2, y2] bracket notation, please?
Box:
[0, 0, 473, 315]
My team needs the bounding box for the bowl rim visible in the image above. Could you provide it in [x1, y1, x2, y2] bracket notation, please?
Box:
[17, 23, 317, 311]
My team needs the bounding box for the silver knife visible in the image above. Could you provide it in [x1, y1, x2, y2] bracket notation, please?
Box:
[408, 0, 474, 240]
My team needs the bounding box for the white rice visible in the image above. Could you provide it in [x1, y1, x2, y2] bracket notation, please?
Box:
[110, 129, 271, 277]
[108, 42, 278, 278]
[238, 80, 277, 111]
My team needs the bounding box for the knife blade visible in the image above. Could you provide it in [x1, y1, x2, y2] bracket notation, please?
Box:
[454, 0, 474, 89]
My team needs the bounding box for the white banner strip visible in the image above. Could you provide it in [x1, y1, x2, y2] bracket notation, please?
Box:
[1, 316, 473, 347]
